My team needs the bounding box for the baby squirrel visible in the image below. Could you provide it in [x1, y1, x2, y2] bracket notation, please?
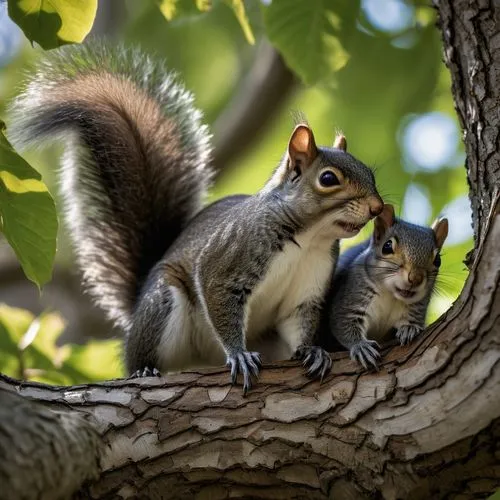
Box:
[320, 204, 448, 369]
[9, 42, 383, 393]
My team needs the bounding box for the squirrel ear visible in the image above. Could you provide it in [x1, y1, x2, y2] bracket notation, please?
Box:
[431, 217, 448, 249]
[333, 134, 347, 152]
[374, 204, 395, 243]
[288, 124, 318, 171]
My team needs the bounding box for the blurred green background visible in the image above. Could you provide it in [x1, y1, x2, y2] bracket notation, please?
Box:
[0, 0, 471, 384]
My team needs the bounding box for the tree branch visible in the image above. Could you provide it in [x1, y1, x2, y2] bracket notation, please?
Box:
[0, 198, 498, 497]
[0, 1, 499, 499]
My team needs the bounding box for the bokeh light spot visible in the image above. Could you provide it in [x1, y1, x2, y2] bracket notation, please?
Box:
[0, 3, 23, 67]
[401, 183, 432, 226]
[441, 195, 473, 246]
[361, 0, 414, 33]
[402, 112, 460, 172]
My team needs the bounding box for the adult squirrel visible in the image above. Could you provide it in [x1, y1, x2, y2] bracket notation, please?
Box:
[320, 204, 448, 369]
[9, 42, 383, 393]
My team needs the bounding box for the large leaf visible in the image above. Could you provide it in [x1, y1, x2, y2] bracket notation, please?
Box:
[264, 0, 349, 85]
[7, 0, 98, 50]
[0, 123, 58, 288]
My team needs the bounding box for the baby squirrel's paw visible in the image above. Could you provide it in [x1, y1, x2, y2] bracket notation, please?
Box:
[293, 345, 332, 380]
[226, 351, 262, 395]
[350, 339, 380, 370]
[396, 325, 424, 346]
[129, 366, 162, 378]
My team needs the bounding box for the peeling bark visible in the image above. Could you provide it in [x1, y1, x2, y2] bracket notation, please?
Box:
[0, 1, 499, 499]
[1, 213, 499, 499]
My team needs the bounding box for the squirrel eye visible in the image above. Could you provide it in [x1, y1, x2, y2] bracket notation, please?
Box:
[319, 170, 340, 187]
[433, 253, 441, 267]
[382, 239, 394, 255]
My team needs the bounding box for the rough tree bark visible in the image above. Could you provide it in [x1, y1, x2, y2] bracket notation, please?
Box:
[0, 1, 499, 499]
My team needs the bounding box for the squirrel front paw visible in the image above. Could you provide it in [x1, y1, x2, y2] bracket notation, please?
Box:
[129, 366, 162, 378]
[396, 325, 424, 346]
[226, 351, 262, 395]
[350, 339, 380, 370]
[293, 345, 332, 380]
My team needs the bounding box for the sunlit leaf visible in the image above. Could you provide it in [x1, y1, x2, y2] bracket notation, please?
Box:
[29, 311, 66, 361]
[0, 304, 34, 340]
[0, 304, 30, 374]
[225, 0, 254, 45]
[7, 0, 98, 50]
[264, 0, 349, 84]
[64, 339, 124, 382]
[0, 305, 68, 380]
[0, 122, 58, 289]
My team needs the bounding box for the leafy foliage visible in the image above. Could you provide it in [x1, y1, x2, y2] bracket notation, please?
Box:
[0, 122, 57, 289]
[264, 0, 349, 84]
[0, 304, 123, 384]
[7, 0, 98, 50]
[156, 0, 254, 43]
[0, 0, 472, 384]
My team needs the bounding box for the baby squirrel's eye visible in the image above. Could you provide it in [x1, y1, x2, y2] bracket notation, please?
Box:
[433, 253, 441, 267]
[319, 170, 340, 187]
[382, 239, 394, 255]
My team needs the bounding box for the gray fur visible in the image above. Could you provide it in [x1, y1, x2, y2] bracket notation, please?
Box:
[322, 217, 444, 369]
[8, 42, 383, 391]
[128, 141, 382, 391]
[8, 41, 212, 331]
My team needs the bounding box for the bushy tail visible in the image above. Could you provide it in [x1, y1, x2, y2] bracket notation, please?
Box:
[8, 41, 213, 331]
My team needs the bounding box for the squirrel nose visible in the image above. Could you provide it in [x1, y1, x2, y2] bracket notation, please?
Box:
[368, 197, 384, 217]
[408, 270, 424, 287]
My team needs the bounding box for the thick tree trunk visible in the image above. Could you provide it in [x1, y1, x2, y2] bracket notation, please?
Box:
[0, 1, 499, 499]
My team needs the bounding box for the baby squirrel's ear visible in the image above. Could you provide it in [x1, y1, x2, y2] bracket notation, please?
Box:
[288, 124, 318, 171]
[374, 204, 394, 243]
[333, 133, 347, 152]
[431, 217, 448, 249]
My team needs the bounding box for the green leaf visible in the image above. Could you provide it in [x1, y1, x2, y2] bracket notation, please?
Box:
[63, 339, 123, 382]
[0, 122, 58, 289]
[264, 0, 349, 84]
[7, 0, 98, 50]
[224, 0, 254, 45]
[0, 304, 31, 374]
[488, 490, 500, 500]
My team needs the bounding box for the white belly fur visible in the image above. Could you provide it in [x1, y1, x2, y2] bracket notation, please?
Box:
[365, 288, 408, 342]
[246, 215, 338, 354]
[158, 287, 225, 371]
[158, 215, 340, 368]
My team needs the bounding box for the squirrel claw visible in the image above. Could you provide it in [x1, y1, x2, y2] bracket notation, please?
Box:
[293, 346, 332, 381]
[396, 325, 423, 346]
[350, 339, 380, 370]
[129, 366, 162, 378]
[226, 351, 262, 395]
